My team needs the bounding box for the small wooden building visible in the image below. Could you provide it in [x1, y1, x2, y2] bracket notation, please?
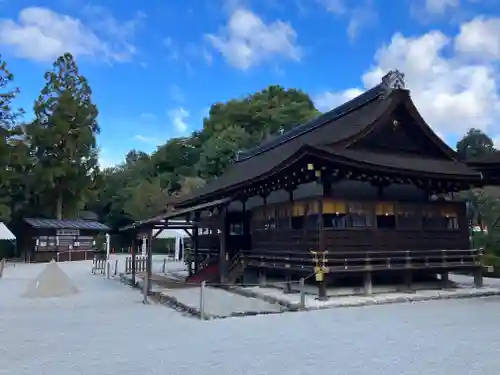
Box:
[125, 70, 493, 292]
[22, 218, 110, 263]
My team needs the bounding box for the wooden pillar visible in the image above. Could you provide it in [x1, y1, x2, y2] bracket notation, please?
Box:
[219, 204, 228, 283]
[317, 172, 328, 300]
[363, 272, 373, 296]
[131, 237, 136, 285]
[440, 271, 449, 289]
[193, 211, 200, 273]
[287, 186, 294, 228]
[474, 267, 483, 288]
[241, 199, 249, 251]
[146, 228, 153, 295]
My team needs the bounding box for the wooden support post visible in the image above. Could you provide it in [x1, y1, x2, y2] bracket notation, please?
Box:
[299, 278, 306, 309]
[258, 271, 266, 286]
[284, 274, 292, 294]
[131, 241, 136, 285]
[194, 211, 200, 273]
[474, 267, 483, 288]
[0, 258, 5, 279]
[146, 229, 153, 296]
[363, 272, 373, 296]
[440, 271, 449, 289]
[403, 270, 413, 291]
[199, 280, 206, 320]
[218, 204, 228, 283]
[317, 279, 327, 300]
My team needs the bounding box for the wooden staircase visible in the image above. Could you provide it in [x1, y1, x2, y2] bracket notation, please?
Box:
[227, 250, 246, 283]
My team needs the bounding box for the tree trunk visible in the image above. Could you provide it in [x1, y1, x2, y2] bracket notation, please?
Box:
[56, 193, 63, 220]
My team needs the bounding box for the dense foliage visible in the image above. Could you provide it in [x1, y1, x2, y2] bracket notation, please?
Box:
[0, 53, 499, 260]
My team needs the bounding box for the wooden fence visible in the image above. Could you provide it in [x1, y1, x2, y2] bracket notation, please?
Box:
[125, 256, 147, 274]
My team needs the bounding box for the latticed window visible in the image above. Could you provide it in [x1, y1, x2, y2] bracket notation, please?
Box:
[276, 203, 290, 229]
[396, 203, 421, 229]
[441, 206, 459, 229]
[347, 202, 373, 228]
[323, 199, 348, 229]
[375, 202, 396, 229]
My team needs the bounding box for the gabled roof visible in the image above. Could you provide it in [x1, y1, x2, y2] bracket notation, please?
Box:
[24, 218, 110, 231]
[312, 147, 480, 178]
[178, 70, 479, 207]
[0, 222, 15, 241]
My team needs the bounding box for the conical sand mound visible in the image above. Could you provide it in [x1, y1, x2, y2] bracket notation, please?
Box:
[23, 260, 79, 298]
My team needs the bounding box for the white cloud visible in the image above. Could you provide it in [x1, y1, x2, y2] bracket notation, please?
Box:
[455, 17, 500, 60]
[134, 135, 161, 144]
[319, 0, 346, 14]
[313, 88, 363, 112]
[0, 7, 142, 63]
[423, 0, 460, 14]
[206, 8, 301, 70]
[168, 107, 189, 133]
[494, 135, 500, 149]
[314, 19, 500, 143]
[319, 0, 377, 40]
[98, 148, 121, 169]
[168, 84, 185, 103]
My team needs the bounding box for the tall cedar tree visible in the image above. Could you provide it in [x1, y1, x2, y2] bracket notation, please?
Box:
[31, 53, 99, 219]
[0, 55, 23, 221]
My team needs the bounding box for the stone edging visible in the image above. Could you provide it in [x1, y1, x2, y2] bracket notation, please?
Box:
[118, 274, 291, 319]
[229, 284, 500, 311]
[218, 284, 299, 311]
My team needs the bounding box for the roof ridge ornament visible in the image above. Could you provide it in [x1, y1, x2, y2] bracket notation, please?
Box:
[381, 70, 406, 91]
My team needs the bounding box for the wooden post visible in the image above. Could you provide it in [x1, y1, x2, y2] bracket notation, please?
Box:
[474, 267, 483, 288]
[199, 280, 206, 320]
[114, 259, 118, 276]
[131, 241, 136, 285]
[219, 204, 228, 283]
[284, 274, 292, 293]
[363, 272, 373, 296]
[147, 229, 153, 295]
[0, 258, 5, 279]
[194, 211, 200, 273]
[299, 278, 306, 309]
[440, 271, 449, 289]
[162, 258, 167, 274]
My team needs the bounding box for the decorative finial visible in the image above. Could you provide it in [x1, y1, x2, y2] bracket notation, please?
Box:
[381, 70, 406, 90]
[234, 150, 241, 161]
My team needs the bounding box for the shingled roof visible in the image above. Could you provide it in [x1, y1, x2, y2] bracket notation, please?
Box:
[24, 218, 110, 231]
[177, 71, 480, 207]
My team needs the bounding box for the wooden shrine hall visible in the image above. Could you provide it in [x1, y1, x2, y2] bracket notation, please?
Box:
[122, 70, 492, 296]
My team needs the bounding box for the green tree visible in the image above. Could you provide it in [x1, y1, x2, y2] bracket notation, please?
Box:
[30, 53, 99, 219]
[202, 85, 319, 141]
[0, 55, 24, 222]
[86, 84, 320, 226]
[456, 128, 496, 160]
[196, 125, 253, 179]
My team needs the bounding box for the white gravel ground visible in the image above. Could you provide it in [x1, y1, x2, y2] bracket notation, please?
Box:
[159, 286, 284, 317]
[2, 260, 500, 375]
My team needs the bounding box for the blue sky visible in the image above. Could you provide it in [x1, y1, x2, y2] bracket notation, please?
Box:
[1, 0, 499, 167]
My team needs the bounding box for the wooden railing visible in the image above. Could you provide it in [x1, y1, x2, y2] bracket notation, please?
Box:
[227, 250, 246, 282]
[124, 256, 147, 274]
[244, 248, 483, 273]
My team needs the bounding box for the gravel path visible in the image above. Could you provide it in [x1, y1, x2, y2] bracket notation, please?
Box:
[160, 286, 284, 317]
[1, 261, 500, 375]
